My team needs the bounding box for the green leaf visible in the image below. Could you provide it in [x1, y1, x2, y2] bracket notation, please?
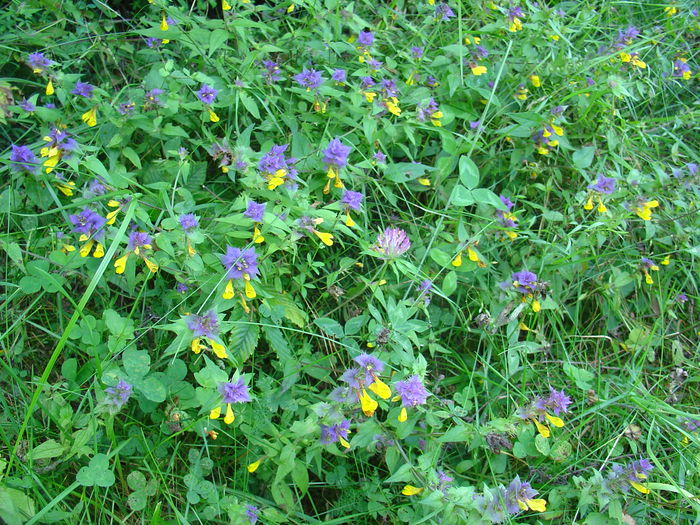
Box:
[384, 162, 433, 183]
[121, 147, 142, 169]
[0, 487, 36, 525]
[140, 376, 167, 402]
[563, 363, 596, 390]
[573, 146, 596, 169]
[313, 317, 344, 338]
[194, 355, 228, 388]
[458, 156, 479, 189]
[442, 271, 457, 296]
[239, 92, 260, 119]
[534, 434, 550, 456]
[344, 315, 367, 336]
[208, 29, 228, 56]
[123, 348, 151, 379]
[452, 185, 474, 206]
[28, 439, 65, 461]
[76, 453, 115, 487]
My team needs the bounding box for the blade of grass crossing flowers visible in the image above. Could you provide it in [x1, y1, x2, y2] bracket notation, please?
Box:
[4, 200, 136, 479]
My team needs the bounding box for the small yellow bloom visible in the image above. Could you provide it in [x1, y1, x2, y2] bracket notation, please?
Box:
[208, 109, 220, 122]
[525, 498, 547, 512]
[210, 339, 228, 359]
[253, 225, 265, 244]
[81, 107, 97, 127]
[661, 255, 670, 265]
[634, 200, 659, 221]
[144, 257, 159, 273]
[401, 485, 423, 496]
[471, 65, 487, 76]
[287, 3, 295, 13]
[224, 403, 235, 424]
[359, 388, 378, 416]
[244, 276, 256, 299]
[363, 91, 376, 103]
[384, 97, 401, 116]
[160, 15, 169, 31]
[46, 79, 54, 96]
[508, 18, 522, 32]
[223, 279, 235, 299]
[664, 5, 677, 16]
[596, 197, 607, 213]
[630, 481, 650, 494]
[532, 418, 551, 438]
[209, 406, 221, 419]
[531, 299, 541, 313]
[313, 230, 334, 247]
[247, 458, 262, 473]
[398, 407, 408, 422]
[452, 252, 463, 267]
[549, 34, 560, 41]
[222, 0, 231, 10]
[545, 413, 564, 427]
[368, 378, 391, 400]
[345, 211, 356, 227]
[584, 196, 594, 210]
[114, 254, 129, 274]
[529, 74, 541, 87]
[417, 178, 431, 186]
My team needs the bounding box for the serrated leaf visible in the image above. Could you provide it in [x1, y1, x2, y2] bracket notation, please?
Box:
[229, 322, 259, 360]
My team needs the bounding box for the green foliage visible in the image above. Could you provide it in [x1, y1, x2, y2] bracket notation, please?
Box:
[0, 0, 699, 524]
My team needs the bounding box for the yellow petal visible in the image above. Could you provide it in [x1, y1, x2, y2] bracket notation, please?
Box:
[267, 176, 284, 190]
[287, 3, 294, 13]
[545, 413, 564, 427]
[471, 65, 487, 76]
[645, 272, 654, 285]
[551, 124, 564, 136]
[81, 107, 97, 127]
[46, 79, 54, 95]
[333, 174, 344, 189]
[368, 378, 391, 400]
[532, 418, 551, 438]
[187, 241, 196, 256]
[79, 240, 94, 258]
[417, 178, 431, 186]
[360, 388, 378, 417]
[209, 406, 221, 419]
[530, 75, 541, 87]
[401, 485, 423, 496]
[526, 498, 547, 512]
[326, 165, 338, 179]
[467, 246, 479, 262]
[630, 481, 650, 494]
[240, 294, 250, 313]
[114, 254, 129, 274]
[62, 244, 76, 253]
[363, 91, 376, 103]
[223, 279, 235, 299]
[451, 252, 462, 267]
[531, 300, 541, 313]
[398, 407, 408, 422]
[143, 257, 159, 273]
[208, 109, 220, 122]
[191, 338, 203, 354]
[222, 0, 231, 10]
[313, 230, 334, 247]
[646, 200, 659, 208]
[596, 199, 607, 213]
[253, 225, 264, 244]
[338, 436, 350, 449]
[93, 242, 105, 258]
[224, 404, 235, 424]
[160, 16, 169, 31]
[518, 499, 529, 511]
[345, 211, 356, 227]
[209, 339, 228, 359]
[244, 278, 256, 299]
[247, 459, 262, 472]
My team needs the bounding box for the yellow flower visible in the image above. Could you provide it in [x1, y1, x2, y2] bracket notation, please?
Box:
[529, 74, 541, 87]
[515, 86, 528, 100]
[368, 378, 391, 400]
[634, 200, 659, 221]
[471, 65, 487, 76]
[630, 481, 650, 494]
[452, 251, 462, 267]
[384, 97, 401, 116]
[208, 109, 220, 122]
[664, 5, 677, 16]
[247, 458, 263, 473]
[287, 3, 295, 13]
[45, 79, 54, 96]
[401, 485, 423, 496]
[417, 177, 431, 186]
[398, 407, 408, 422]
[363, 91, 376, 103]
[81, 107, 97, 127]
[508, 18, 522, 32]
[661, 255, 670, 265]
[359, 388, 378, 416]
[222, 0, 232, 10]
[549, 34, 560, 41]
[160, 15, 169, 31]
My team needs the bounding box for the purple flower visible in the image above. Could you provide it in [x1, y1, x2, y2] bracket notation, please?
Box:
[499, 195, 515, 211]
[550, 105, 565, 115]
[10, 145, 40, 173]
[127, 232, 153, 251]
[366, 58, 382, 71]
[331, 69, 347, 83]
[586, 77, 595, 86]
[176, 283, 188, 293]
[179, 213, 199, 232]
[606, 459, 653, 493]
[473, 45, 489, 59]
[294, 68, 323, 90]
[673, 60, 692, 78]
[341, 190, 363, 211]
[394, 376, 429, 407]
[103, 380, 133, 413]
[196, 84, 218, 104]
[320, 420, 351, 445]
[379, 79, 398, 97]
[588, 175, 616, 194]
[474, 485, 508, 523]
[261, 60, 282, 84]
[323, 138, 351, 168]
[245, 505, 259, 524]
[244, 201, 266, 222]
[687, 163, 698, 176]
[46, 128, 78, 155]
[373, 151, 386, 164]
[417, 98, 440, 122]
[84, 180, 106, 198]
[117, 101, 136, 115]
[469, 120, 481, 130]
[219, 378, 251, 404]
[339, 368, 362, 389]
[235, 159, 248, 171]
[435, 3, 455, 21]
[19, 99, 36, 112]
[187, 310, 219, 339]
[615, 26, 640, 47]
[258, 144, 298, 180]
[374, 228, 411, 259]
[354, 353, 384, 384]
[71, 81, 95, 98]
[508, 270, 538, 294]
[508, 6, 524, 21]
[358, 30, 374, 46]
[360, 76, 375, 89]
[505, 476, 540, 514]
[221, 246, 259, 280]
[411, 46, 424, 59]
[437, 470, 453, 485]
[145, 37, 166, 48]
[545, 387, 571, 415]
[675, 293, 688, 303]
[417, 279, 433, 305]
[425, 75, 439, 87]
[69, 208, 107, 239]
[27, 52, 53, 73]
[144, 88, 165, 108]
